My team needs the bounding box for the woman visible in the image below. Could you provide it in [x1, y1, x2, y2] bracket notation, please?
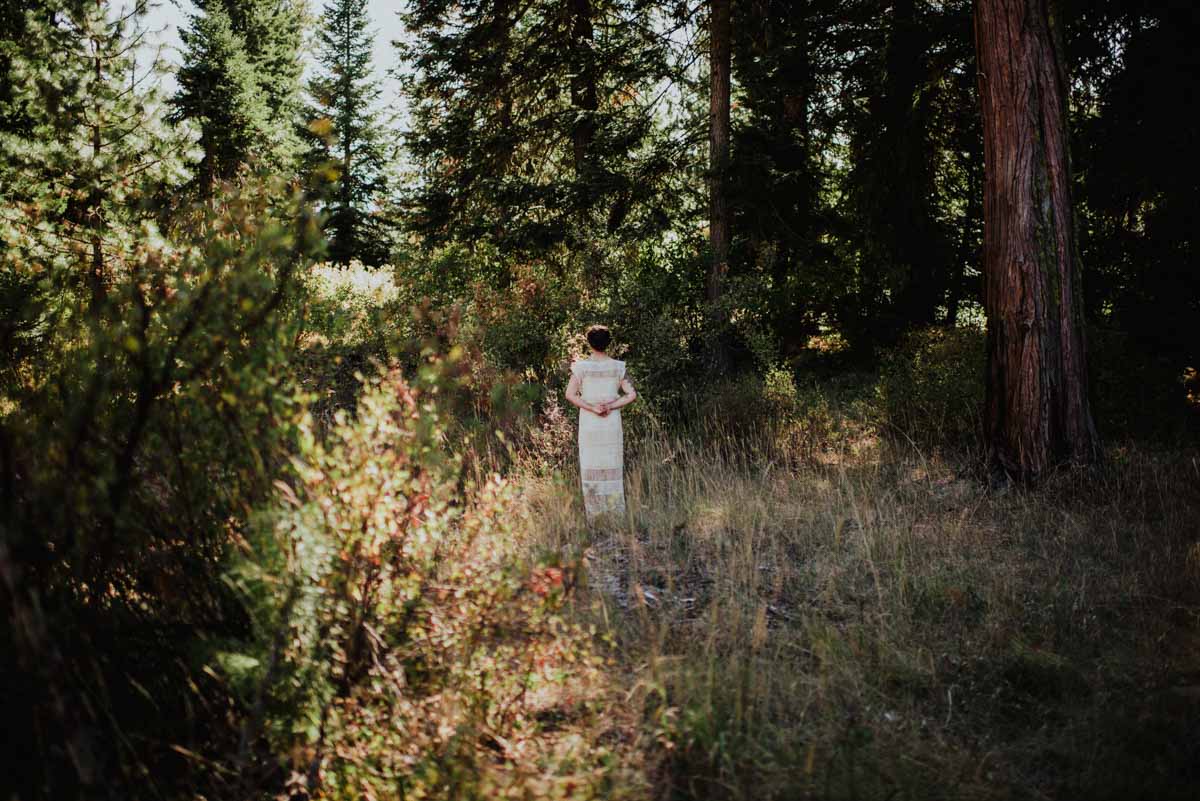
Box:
[565, 325, 638, 520]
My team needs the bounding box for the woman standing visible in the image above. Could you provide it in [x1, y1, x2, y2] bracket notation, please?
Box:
[565, 325, 638, 520]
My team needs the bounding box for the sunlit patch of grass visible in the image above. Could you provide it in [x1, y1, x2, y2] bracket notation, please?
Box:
[515, 403, 1200, 800]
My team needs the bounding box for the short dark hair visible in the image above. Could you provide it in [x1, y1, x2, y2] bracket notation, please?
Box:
[585, 324, 612, 352]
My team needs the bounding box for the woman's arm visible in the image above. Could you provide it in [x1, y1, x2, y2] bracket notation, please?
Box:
[605, 377, 638, 411]
[565, 372, 604, 415]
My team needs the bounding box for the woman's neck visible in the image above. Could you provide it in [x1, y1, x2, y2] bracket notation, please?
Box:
[587, 350, 610, 360]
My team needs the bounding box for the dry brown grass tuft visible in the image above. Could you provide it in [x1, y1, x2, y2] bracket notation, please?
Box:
[515, 416, 1200, 800]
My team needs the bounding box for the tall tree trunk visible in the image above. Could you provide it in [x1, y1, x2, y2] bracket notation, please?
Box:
[570, 0, 596, 176]
[707, 0, 731, 304]
[975, 0, 1101, 482]
[783, 3, 813, 346]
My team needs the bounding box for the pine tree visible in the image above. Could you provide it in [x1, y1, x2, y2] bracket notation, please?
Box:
[836, 0, 934, 343]
[1, 0, 190, 310]
[171, 0, 304, 190]
[227, 0, 305, 166]
[398, 0, 677, 257]
[172, 2, 270, 193]
[727, 0, 838, 349]
[829, 0, 980, 347]
[304, 0, 390, 265]
[0, 0, 38, 138]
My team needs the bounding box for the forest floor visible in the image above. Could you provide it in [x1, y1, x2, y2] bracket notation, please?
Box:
[293, 268, 1199, 800]
[506, 412, 1200, 800]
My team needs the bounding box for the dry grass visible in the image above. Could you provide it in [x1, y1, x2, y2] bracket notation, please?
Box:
[515, 417, 1200, 800]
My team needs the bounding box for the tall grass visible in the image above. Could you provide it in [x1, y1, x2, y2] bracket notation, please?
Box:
[516, 406, 1200, 800]
[288, 267, 1199, 800]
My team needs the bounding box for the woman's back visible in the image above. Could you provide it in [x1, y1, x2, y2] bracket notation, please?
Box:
[564, 325, 638, 521]
[573, 359, 625, 404]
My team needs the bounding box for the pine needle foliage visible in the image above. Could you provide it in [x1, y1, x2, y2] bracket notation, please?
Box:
[397, 0, 682, 256]
[0, 0, 192, 316]
[304, 0, 391, 265]
[171, 0, 305, 191]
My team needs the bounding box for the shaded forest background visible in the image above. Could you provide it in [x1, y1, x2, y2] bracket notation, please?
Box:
[1, 1, 1197, 799]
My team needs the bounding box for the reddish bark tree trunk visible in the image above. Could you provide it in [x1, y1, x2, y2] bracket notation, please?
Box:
[975, 0, 1101, 482]
[708, 0, 731, 303]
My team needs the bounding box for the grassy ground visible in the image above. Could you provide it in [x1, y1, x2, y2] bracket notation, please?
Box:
[296, 268, 1199, 799]
[513, 408, 1200, 800]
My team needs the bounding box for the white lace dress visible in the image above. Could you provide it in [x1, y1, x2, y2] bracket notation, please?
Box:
[572, 358, 627, 519]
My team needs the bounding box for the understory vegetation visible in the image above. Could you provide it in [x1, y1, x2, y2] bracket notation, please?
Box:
[524, 408, 1200, 801]
[9, 259, 1195, 800]
[3, 1, 1198, 799]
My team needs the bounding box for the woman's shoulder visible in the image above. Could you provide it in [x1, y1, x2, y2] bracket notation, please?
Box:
[572, 357, 624, 375]
[597, 358, 625, 373]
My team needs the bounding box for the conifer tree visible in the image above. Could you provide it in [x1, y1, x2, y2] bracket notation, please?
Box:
[305, 0, 390, 265]
[398, 0, 677, 256]
[0, 0, 38, 138]
[727, 0, 837, 348]
[171, 0, 304, 189]
[172, 2, 270, 193]
[809, 0, 980, 348]
[1, 0, 189, 310]
[227, 0, 305, 164]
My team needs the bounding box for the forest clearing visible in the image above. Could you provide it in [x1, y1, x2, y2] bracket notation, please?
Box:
[2, 1, 1198, 799]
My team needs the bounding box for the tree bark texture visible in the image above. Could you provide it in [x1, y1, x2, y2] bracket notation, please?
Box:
[708, 0, 731, 303]
[975, 0, 1101, 481]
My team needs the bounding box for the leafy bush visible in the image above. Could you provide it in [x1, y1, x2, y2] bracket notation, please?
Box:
[877, 327, 986, 453]
[1087, 326, 1199, 443]
[599, 242, 708, 414]
[390, 240, 709, 424]
[877, 325, 1198, 454]
[0, 177, 323, 797]
[687, 365, 876, 468]
[219, 366, 637, 799]
[296, 262, 411, 430]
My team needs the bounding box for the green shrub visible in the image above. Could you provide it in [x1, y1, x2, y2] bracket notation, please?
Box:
[877, 327, 986, 453]
[1087, 326, 1199, 443]
[1, 179, 323, 797]
[877, 325, 1197, 454]
[221, 366, 638, 799]
[296, 262, 411, 430]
